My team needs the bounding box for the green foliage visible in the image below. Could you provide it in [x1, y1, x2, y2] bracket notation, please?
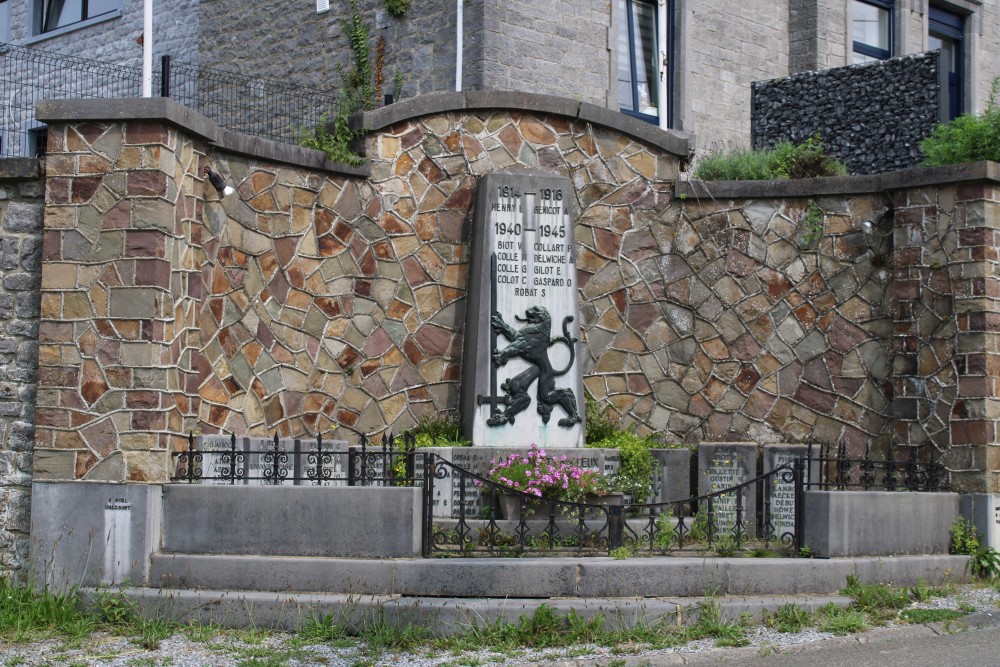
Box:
[0, 578, 93, 642]
[921, 77, 1000, 166]
[801, 199, 824, 248]
[410, 413, 470, 448]
[693, 136, 848, 181]
[610, 546, 631, 560]
[950, 517, 981, 555]
[587, 430, 656, 500]
[690, 599, 748, 647]
[584, 393, 622, 444]
[815, 603, 868, 635]
[299, 112, 364, 167]
[763, 604, 812, 633]
[899, 608, 967, 624]
[654, 512, 677, 549]
[909, 577, 932, 603]
[842, 576, 910, 616]
[969, 544, 1000, 581]
[711, 535, 741, 557]
[384, 0, 410, 18]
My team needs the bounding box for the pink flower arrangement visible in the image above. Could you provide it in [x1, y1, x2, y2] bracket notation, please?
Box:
[479, 444, 608, 503]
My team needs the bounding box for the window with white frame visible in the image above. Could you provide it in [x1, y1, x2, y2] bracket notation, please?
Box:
[36, 0, 119, 35]
[851, 0, 893, 64]
[618, 0, 662, 125]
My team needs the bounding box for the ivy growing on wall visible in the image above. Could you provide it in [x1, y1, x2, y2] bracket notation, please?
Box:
[384, 0, 411, 18]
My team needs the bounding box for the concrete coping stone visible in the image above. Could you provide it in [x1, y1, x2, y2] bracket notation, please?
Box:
[0, 157, 42, 180]
[34, 98, 369, 177]
[352, 90, 695, 159]
[678, 160, 1000, 199]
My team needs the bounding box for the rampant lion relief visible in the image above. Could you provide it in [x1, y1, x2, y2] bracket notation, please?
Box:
[485, 305, 582, 428]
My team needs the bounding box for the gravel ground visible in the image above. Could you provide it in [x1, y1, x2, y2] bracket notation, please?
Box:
[2, 586, 999, 667]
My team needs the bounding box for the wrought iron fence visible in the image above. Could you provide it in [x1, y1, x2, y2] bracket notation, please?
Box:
[803, 442, 949, 492]
[0, 43, 338, 158]
[421, 453, 806, 558]
[172, 431, 417, 486]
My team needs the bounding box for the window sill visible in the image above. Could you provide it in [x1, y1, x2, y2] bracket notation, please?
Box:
[22, 10, 122, 47]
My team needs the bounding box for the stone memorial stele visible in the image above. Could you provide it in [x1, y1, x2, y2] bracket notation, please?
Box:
[460, 170, 584, 449]
[763, 444, 813, 540]
[697, 443, 759, 537]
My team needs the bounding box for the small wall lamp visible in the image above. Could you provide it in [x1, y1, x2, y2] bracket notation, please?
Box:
[204, 166, 235, 197]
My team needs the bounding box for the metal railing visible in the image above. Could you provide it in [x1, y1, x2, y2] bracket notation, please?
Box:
[803, 442, 949, 492]
[0, 43, 338, 157]
[172, 431, 417, 486]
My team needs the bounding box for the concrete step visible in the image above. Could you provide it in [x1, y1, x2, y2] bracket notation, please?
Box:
[149, 553, 970, 598]
[80, 586, 854, 633]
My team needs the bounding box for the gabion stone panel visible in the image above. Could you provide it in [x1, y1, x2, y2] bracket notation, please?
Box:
[751, 52, 940, 175]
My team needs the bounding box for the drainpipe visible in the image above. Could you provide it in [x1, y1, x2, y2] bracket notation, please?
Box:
[142, 0, 153, 97]
[455, 0, 463, 91]
[657, 0, 667, 130]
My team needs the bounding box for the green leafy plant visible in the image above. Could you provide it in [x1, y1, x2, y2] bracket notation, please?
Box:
[949, 517, 1000, 581]
[899, 608, 967, 624]
[969, 544, 1000, 581]
[950, 517, 980, 555]
[384, 0, 410, 17]
[610, 546, 631, 560]
[411, 413, 470, 447]
[584, 393, 622, 444]
[763, 604, 812, 633]
[816, 603, 868, 635]
[694, 136, 847, 181]
[921, 76, 1000, 166]
[587, 430, 656, 501]
[654, 512, 677, 549]
[801, 199, 824, 248]
[711, 535, 740, 557]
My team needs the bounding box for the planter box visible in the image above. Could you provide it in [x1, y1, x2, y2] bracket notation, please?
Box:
[497, 492, 624, 522]
[802, 490, 958, 557]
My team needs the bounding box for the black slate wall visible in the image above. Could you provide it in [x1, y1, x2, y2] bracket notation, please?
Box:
[751, 52, 941, 175]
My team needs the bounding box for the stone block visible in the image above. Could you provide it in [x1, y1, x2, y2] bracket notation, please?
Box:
[960, 493, 1000, 552]
[31, 482, 162, 588]
[697, 443, 760, 537]
[649, 448, 692, 508]
[802, 491, 959, 557]
[160, 486, 421, 557]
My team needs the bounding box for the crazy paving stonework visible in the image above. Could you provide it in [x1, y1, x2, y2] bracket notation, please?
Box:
[35, 122, 203, 483]
[26, 98, 1000, 497]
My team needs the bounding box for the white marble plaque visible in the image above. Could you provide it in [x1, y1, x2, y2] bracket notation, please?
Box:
[461, 172, 584, 450]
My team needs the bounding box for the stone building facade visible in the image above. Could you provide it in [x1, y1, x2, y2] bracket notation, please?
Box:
[3, 1, 999, 152]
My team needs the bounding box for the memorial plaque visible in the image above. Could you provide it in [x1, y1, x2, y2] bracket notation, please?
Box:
[295, 438, 350, 486]
[650, 448, 693, 511]
[698, 443, 759, 537]
[244, 436, 295, 485]
[197, 435, 249, 485]
[763, 445, 814, 541]
[461, 171, 584, 449]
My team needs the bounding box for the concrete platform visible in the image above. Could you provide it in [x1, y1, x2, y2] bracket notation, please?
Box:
[149, 554, 970, 598]
[79, 587, 854, 634]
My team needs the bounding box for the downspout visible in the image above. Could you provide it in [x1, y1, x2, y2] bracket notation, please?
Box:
[657, 0, 667, 130]
[142, 0, 153, 97]
[455, 0, 463, 91]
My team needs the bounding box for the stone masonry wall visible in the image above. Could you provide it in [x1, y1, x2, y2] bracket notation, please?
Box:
[34, 121, 203, 484]
[751, 52, 940, 175]
[0, 165, 42, 575]
[892, 179, 1000, 493]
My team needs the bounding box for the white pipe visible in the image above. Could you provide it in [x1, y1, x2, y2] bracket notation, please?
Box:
[142, 0, 153, 97]
[657, 0, 667, 129]
[455, 0, 463, 92]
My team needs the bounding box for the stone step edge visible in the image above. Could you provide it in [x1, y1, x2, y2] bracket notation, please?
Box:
[79, 587, 852, 633]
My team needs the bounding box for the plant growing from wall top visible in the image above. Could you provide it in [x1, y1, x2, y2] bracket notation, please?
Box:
[384, 0, 410, 18]
[300, 0, 401, 165]
[693, 136, 847, 181]
[921, 76, 1000, 166]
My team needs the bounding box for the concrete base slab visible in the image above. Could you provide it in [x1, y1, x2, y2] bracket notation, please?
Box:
[79, 587, 853, 633]
[149, 554, 970, 598]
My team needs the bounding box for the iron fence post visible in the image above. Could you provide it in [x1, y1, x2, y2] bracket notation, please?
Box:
[185, 432, 195, 483]
[347, 445, 356, 487]
[422, 453, 435, 557]
[228, 432, 237, 485]
[793, 457, 805, 553]
[608, 504, 623, 552]
[160, 55, 171, 97]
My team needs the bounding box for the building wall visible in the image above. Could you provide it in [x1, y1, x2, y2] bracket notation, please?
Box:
[0, 166, 42, 575]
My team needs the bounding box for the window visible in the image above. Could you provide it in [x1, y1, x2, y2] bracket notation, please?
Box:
[851, 0, 893, 64]
[618, 0, 669, 126]
[929, 6, 964, 120]
[36, 0, 118, 35]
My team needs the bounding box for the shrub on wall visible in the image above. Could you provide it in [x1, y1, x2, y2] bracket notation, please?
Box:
[693, 136, 847, 181]
[921, 77, 1000, 166]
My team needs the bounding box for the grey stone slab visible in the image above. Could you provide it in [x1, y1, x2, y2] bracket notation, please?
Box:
[697, 443, 760, 537]
[30, 481, 162, 588]
[762, 445, 818, 541]
[650, 448, 693, 508]
[724, 558, 856, 596]
[353, 92, 468, 132]
[151, 555, 396, 594]
[160, 485, 421, 558]
[460, 171, 585, 450]
[850, 555, 971, 587]
[803, 491, 960, 557]
[395, 558, 579, 598]
[960, 493, 1000, 552]
[0, 158, 42, 180]
[464, 90, 582, 118]
[576, 558, 727, 598]
[35, 98, 219, 142]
